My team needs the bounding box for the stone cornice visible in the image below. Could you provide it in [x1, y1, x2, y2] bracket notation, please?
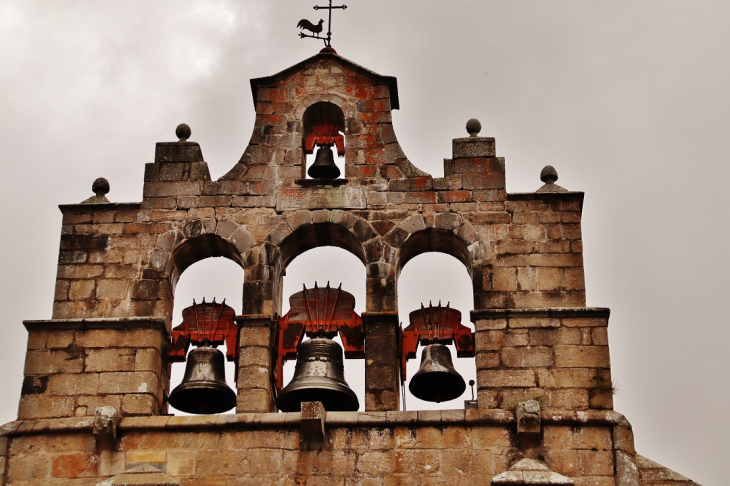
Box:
[58, 202, 142, 213]
[1, 409, 631, 437]
[23, 317, 168, 336]
[471, 307, 610, 321]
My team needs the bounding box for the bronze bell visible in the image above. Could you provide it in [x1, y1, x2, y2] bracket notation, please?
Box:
[168, 346, 237, 414]
[308, 145, 341, 179]
[276, 337, 359, 412]
[409, 343, 466, 403]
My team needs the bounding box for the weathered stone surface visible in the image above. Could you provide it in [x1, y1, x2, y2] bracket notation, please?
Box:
[615, 451, 639, 486]
[491, 458, 574, 485]
[276, 186, 367, 211]
[479, 370, 536, 388]
[97, 463, 180, 485]
[452, 138, 496, 159]
[502, 346, 554, 368]
[554, 345, 610, 368]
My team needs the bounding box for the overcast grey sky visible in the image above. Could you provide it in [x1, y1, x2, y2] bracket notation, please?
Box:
[1, 1, 728, 484]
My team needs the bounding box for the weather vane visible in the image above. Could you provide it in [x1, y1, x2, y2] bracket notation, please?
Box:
[297, 0, 347, 48]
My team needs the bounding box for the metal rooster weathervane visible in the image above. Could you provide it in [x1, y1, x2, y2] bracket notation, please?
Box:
[297, 0, 347, 48]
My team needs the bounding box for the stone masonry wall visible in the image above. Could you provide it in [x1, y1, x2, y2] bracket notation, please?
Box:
[52, 51, 586, 325]
[20, 320, 167, 420]
[1, 411, 631, 486]
[473, 309, 612, 412]
[8, 48, 703, 486]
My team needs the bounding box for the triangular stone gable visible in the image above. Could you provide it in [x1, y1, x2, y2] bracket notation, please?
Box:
[636, 455, 702, 485]
[249, 49, 399, 109]
[96, 464, 180, 486]
[491, 459, 574, 485]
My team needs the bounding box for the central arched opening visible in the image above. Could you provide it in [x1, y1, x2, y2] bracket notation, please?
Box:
[279, 246, 366, 411]
[280, 222, 367, 268]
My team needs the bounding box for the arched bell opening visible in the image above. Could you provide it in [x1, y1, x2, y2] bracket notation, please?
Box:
[277, 246, 366, 411]
[168, 233, 244, 295]
[279, 222, 367, 269]
[166, 236, 244, 415]
[302, 102, 346, 180]
[398, 252, 476, 411]
[396, 227, 474, 279]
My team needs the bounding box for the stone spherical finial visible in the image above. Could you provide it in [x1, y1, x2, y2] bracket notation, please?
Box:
[536, 165, 568, 193]
[92, 177, 110, 197]
[466, 118, 482, 137]
[176, 123, 191, 142]
[540, 165, 559, 184]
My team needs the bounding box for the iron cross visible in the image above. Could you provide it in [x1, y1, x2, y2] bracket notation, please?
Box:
[296, 0, 347, 47]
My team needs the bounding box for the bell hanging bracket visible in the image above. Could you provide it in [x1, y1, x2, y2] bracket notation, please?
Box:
[167, 298, 239, 364]
[304, 122, 345, 156]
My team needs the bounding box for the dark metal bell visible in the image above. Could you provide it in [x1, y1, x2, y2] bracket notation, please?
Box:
[276, 337, 359, 412]
[409, 343, 466, 403]
[168, 346, 236, 414]
[308, 145, 341, 179]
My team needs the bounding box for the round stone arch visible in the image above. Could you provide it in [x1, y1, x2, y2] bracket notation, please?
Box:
[394, 213, 482, 277]
[167, 233, 244, 297]
[396, 227, 474, 279]
[266, 210, 379, 313]
[293, 93, 357, 121]
[269, 210, 377, 267]
[279, 222, 367, 268]
[393, 219, 483, 314]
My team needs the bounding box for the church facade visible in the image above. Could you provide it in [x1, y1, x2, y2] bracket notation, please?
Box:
[0, 48, 699, 485]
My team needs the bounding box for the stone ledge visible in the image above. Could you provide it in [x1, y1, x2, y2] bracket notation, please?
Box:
[295, 179, 349, 187]
[23, 317, 168, 335]
[471, 307, 610, 321]
[1, 417, 93, 437]
[3, 409, 628, 437]
[540, 410, 631, 428]
[59, 202, 142, 213]
[507, 192, 584, 201]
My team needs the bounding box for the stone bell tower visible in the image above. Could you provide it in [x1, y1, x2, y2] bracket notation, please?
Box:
[1, 47, 699, 485]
